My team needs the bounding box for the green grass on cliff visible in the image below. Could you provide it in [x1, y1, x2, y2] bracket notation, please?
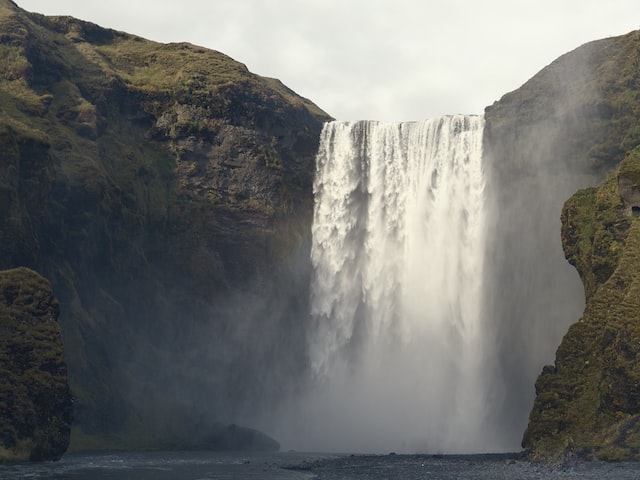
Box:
[619, 147, 640, 186]
[524, 148, 640, 462]
[486, 31, 640, 174]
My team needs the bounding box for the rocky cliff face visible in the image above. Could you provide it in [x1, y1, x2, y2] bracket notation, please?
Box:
[522, 150, 640, 461]
[0, 0, 330, 449]
[494, 31, 640, 461]
[482, 29, 640, 448]
[0, 267, 73, 462]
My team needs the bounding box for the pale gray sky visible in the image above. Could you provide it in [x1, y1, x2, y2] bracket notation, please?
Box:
[14, 0, 640, 121]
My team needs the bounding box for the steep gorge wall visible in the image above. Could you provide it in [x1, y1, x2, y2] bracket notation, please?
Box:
[482, 29, 640, 449]
[0, 0, 330, 448]
[4, 0, 640, 457]
[515, 31, 640, 460]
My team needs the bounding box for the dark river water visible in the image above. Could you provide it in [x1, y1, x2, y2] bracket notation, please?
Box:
[2, 451, 640, 479]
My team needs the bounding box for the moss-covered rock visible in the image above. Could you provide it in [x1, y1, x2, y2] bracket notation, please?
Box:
[0, 267, 73, 462]
[523, 148, 640, 462]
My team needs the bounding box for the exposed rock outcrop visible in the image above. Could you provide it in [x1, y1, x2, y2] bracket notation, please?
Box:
[0, 0, 330, 449]
[0, 267, 73, 462]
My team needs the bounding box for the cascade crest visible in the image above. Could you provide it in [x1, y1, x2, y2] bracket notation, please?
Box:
[299, 115, 499, 453]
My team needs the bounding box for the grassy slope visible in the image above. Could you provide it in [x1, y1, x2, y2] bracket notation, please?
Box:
[485, 30, 640, 176]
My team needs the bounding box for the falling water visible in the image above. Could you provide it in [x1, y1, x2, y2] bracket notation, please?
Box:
[288, 115, 498, 454]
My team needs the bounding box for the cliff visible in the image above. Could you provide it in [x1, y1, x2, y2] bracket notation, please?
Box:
[0, 267, 73, 462]
[482, 29, 640, 448]
[5, 0, 640, 459]
[492, 30, 640, 461]
[0, 0, 330, 449]
[522, 150, 640, 461]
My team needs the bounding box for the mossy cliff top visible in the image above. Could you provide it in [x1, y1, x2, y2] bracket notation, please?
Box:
[0, 267, 73, 462]
[485, 29, 640, 175]
[523, 148, 640, 462]
[0, 0, 330, 450]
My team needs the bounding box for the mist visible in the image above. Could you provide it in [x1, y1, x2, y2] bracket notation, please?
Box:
[259, 39, 614, 454]
[260, 117, 500, 454]
[480, 39, 610, 445]
[47, 31, 624, 455]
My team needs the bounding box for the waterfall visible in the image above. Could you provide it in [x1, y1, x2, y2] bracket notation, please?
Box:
[287, 115, 499, 453]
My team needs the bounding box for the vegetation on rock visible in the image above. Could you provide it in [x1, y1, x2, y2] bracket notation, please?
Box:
[510, 29, 640, 461]
[482, 29, 640, 448]
[523, 149, 640, 461]
[485, 30, 640, 176]
[0, 267, 73, 462]
[0, 0, 330, 450]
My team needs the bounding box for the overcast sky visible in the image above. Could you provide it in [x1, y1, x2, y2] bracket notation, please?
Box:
[14, 0, 640, 121]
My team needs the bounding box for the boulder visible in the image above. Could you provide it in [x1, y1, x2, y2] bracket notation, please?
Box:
[199, 424, 280, 452]
[0, 267, 73, 462]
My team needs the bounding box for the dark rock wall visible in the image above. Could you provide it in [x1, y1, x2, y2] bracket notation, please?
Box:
[0, 0, 330, 448]
[0, 267, 73, 462]
[0, 124, 53, 268]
